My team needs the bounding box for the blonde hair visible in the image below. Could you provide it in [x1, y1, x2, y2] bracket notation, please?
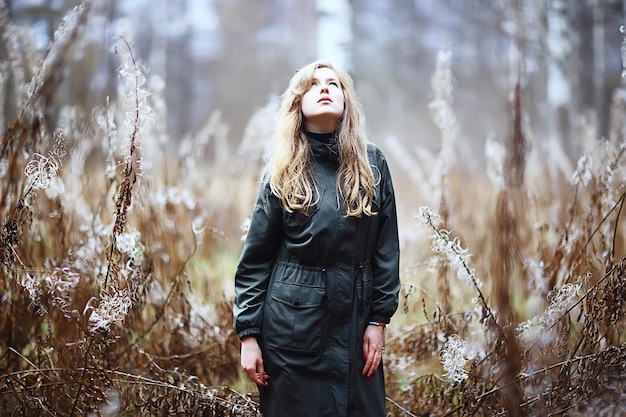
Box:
[268, 60, 376, 217]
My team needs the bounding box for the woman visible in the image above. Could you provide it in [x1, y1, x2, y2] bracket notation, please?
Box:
[233, 60, 400, 417]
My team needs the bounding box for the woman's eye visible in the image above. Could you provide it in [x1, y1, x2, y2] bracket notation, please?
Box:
[330, 81, 338, 87]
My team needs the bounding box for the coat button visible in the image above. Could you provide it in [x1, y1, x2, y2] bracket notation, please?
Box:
[294, 299, 301, 306]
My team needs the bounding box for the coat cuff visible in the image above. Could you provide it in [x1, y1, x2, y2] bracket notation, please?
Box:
[238, 327, 261, 340]
[368, 315, 390, 325]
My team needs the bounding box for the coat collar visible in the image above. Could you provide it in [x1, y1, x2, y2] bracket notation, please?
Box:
[305, 131, 340, 164]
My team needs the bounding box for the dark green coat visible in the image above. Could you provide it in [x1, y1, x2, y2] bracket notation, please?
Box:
[234, 138, 400, 417]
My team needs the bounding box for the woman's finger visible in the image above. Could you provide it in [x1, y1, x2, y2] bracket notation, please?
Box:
[362, 344, 383, 378]
[241, 337, 270, 386]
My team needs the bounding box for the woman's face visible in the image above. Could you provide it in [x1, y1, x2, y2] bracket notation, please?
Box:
[301, 67, 345, 133]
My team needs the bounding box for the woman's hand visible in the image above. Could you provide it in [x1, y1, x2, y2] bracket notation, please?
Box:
[241, 336, 270, 386]
[361, 324, 386, 378]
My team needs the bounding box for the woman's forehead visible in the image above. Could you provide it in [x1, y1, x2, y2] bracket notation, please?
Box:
[312, 67, 339, 80]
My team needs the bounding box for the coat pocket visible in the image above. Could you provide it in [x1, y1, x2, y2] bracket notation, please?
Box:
[264, 265, 327, 353]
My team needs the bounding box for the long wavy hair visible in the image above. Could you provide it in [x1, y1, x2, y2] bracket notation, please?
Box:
[268, 61, 376, 217]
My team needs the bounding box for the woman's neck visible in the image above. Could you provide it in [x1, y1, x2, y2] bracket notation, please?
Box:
[304, 119, 337, 135]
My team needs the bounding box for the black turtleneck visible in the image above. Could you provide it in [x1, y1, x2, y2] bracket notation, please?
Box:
[305, 131, 340, 163]
[305, 131, 335, 143]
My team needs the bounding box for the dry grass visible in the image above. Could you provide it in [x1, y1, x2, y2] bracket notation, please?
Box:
[382, 51, 626, 417]
[1, 3, 626, 416]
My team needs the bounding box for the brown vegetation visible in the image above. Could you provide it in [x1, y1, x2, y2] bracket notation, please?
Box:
[1, 3, 626, 417]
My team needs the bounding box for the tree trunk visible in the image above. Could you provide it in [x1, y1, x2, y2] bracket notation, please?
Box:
[591, 0, 607, 140]
[623, 0, 626, 84]
[315, 0, 353, 70]
[545, 0, 575, 171]
[149, 0, 168, 87]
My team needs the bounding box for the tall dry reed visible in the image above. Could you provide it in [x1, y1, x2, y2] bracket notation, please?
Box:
[0, 4, 257, 415]
[383, 47, 626, 417]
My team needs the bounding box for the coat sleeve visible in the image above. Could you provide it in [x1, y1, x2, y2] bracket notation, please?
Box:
[233, 174, 284, 340]
[368, 148, 401, 324]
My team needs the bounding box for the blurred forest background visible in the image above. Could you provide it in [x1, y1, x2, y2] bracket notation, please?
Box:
[5, 0, 625, 164]
[2, 0, 626, 415]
